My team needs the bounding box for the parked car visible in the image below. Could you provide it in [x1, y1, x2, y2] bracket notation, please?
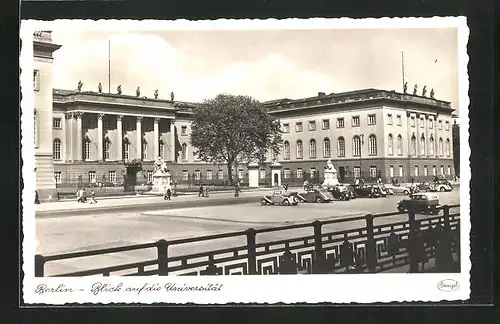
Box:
[380, 184, 394, 195]
[417, 182, 434, 192]
[429, 179, 453, 192]
[344, 184, 357, 199]
[261, 191, 299, 206]
[385, 185, 412, 195]
[352, 184, 381, 198]
[297, 188, 334, 203]
[397, 192, 441, 215]
[326, 186, 351, 201]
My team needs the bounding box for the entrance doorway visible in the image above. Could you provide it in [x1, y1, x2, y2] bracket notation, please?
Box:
[273, 173, 278, 187]
[338, 167, 346, 182]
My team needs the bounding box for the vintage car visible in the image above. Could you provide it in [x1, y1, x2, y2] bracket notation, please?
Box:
[261, 191, 299, 206]
[397, 192, 441, 214]
[378, 184, 394, 196]
[296, 188, 334, 203]
[429, 179, 453, 192]
[326, 186, 351, 201]
[351, 184, 382, 198]
[385, 185, 413, 195]
[416, 182, 434, 192]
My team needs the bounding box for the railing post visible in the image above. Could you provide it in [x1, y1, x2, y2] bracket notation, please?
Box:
[407, 210, 420, 273]
[34, 254, 45, 277]
[437, 205, 454, 272]
[312, 220, 326, 274]
[246, 228, 257, 274]
[364, 214, 377, 273]
[156, 239, 169, 276]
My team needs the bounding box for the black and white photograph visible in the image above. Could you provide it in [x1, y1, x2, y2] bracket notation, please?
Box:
[21, 18, 470, 304]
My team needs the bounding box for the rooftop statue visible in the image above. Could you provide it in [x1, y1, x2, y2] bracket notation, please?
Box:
[422, 85, 427, 97]
[403, 81, 408, 94]
[77, 80, 83, 92]
[413, 84, 418, 95]
[154, 89, 159, 99]
[117, 85, 122, 95]
[430, 88, 435, 99]
[170, 91, 175, 101]
[136, 87, 141, 97]
[98, 82, 102, 94]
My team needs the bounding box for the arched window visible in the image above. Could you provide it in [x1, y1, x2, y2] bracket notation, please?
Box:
[296, 140, 303, 159]
[323, 138, 331, 158]
[388, 134, 394, 155]
[84, 137, 91, 161]
[159, 139, 164, 159]
[181, 143, 188, 161]
[352, 136, 361, 157]
[429, 136, 435, 156]
[439, 138, 443, 156]
[309, 139, 317, 158]
[410, 135, 416, 156]
[104, 138, 111, 161]
[397, 135, 403, 155]
[53, 139, 61, 160]
[142, 140, 148, 160]
[368, 134, 377, 155]
[420, 135, 426, 156]
[337, 137, 345, 157]
[123, 137, 130, 160]
[446, 138, 451, 157]
[34, 109, 38, 147]
[283, 141, 290, 160]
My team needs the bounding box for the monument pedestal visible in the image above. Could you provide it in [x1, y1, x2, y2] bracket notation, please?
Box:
[151, 171, 172, 193]
[322, 159, 340, 188]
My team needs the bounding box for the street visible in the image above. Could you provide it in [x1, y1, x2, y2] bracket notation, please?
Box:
[36, 191, 461, 276]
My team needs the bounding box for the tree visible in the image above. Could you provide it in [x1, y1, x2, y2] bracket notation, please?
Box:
[190, 94, 283, 185]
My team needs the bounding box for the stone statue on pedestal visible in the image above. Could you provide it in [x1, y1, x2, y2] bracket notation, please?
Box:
[151, 156, 171, 193]
[153, 156, 168, 174]
[403, 82, 408, 94]
[413, 84, 418, 95]
[117, 85, 122, 95]
[77, 80, 83, 92]
[98, 82, 102, 94]
[422, 85, 427, 97]
[154, 89, 159, 99]
[430, 88, 435, 99]
[322, 159, 340, 188]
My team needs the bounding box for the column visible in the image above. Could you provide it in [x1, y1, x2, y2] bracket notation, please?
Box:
[424, 115, 429, 157]
[116, 115, 123, 160]
[406, 112, 412, 157]
[75, 112, 83, 161]
[434, 114, 439, 157]
[416, 114, 420, 157]
[64, 112, 73, 161]
[170, 120, 176, 162]
[136, 116, 143, 159]
[153, 118, 160, 159]
[97, 113, 104, 161]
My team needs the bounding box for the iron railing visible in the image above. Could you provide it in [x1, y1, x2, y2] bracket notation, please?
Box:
[35, 204, 460, 277]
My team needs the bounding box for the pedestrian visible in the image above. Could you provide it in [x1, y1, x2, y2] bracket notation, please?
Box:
[173, 181, 178, 197]
[198, 184, 204, 197]
[283, 183, 288, 192]
[303, 180, 309, 191]
[234, 182, 241, 197]
[166, 186, 172, 200]
[89, 190, 97, 204]
[204, 185, 210, 198]
[81, 189, 87, 203]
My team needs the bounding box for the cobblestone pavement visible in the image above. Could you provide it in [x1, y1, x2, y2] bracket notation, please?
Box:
[35, 190, 462, 276]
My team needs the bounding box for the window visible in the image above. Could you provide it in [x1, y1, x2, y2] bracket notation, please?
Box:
[353, 166, 361, 178]
[432, 165, 437, 176]
[182, 170, 189, 180]
[308, 121, 316, 131]
[414, 166, 419, 177]
[323, 138, 331, 158]
[368, 135, 377, 155]
[53, 139, 61, 160]
[438, 120, 443, 130]
[410, 135, 416, 156]
[283, 141, 290, 160]
[89, 171, 96, 183]
[296, 140, 303, 159]
[420, 135, 426, 155]
[389, 166, 394, 178]
[260, 169, 266, 179]
[147, 171, 153, 183]
[310, 168, 317, 179]
[424, 166, 428, 176]
[123, 142, 130, 160]
[447, 165, 451, 175]
[337, 137, 345, 157]
[206, 170, 213, 180]
[218, 170, 224, 180]
[181, 143, 187, 161]
[181, 126, 188, 135]
[54, 172, 62, 184]
[396, 115, 402, 126]
[296, 168, 303, 178]
[53, 118, 62, 129]
[142, 141, 148, 160]
[284, 169, 291, 178]
[159, 140, 164, 159]
[410, 116, 415, 127]
[439, 138, 444, 156]
[445, 121, 450, 131]
[295, 122, 303, 132]
[429, 137, 435, 155]
[84, 140, 91, 160]
[429, 119, 434, 129]
[446, 139, 451, 157]
[352, 116, 360, 127]
[352, 136, 361, 157]
[337, 118, 345, 128]
[104, 139, 110, 160]
[195, 170, 201, 180]
[440, 165, 444, 175]
[108, 171, 116, 183]
[387, 114, 393, 125]
[369, 166, 377, 178]
[33, 70, 40, 91]
[399, 166, 403, 177]
[309, 139, 317, 158]
[282, 123, 290, 133]
[397, 135, 403, 155]
[237, 169, 243, 179]
[420, 118, 424, 128]
[388, 134, 394, 155]
[322, 119, 330, 130]
[368, 114, 376, 125]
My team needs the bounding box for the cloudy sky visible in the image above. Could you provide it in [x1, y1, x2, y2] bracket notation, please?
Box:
[51, 28, 459, 109]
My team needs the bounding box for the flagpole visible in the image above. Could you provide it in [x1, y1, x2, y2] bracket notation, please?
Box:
[108, 40, 111, 94]
[401, 51, 405, 92]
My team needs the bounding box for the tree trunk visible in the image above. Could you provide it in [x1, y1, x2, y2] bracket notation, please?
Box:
[227, 161, 233, 185]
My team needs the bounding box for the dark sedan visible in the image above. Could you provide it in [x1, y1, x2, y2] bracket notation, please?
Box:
[296, 188, 334, 203]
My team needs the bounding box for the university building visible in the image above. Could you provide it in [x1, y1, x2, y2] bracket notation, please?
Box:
[32, 33, 455, 200]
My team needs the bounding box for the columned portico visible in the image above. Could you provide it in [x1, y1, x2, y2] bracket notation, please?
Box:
[97, 113, 104, 161]
[75, 112, 83, 161]
[136, 116, 143, 159]
[116, 115, 123, 161]
[153, 118, 160, 158]
[170, 120, 175, 162]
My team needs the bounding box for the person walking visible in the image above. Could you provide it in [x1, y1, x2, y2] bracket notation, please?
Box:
[204, 185, 210, 198]
[198, 184, 204, 197]
[173, 181, 178, 197]
[234, 182, 241, 197]
[165, 185, 172, 200]
[89, 190, 97, 204]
